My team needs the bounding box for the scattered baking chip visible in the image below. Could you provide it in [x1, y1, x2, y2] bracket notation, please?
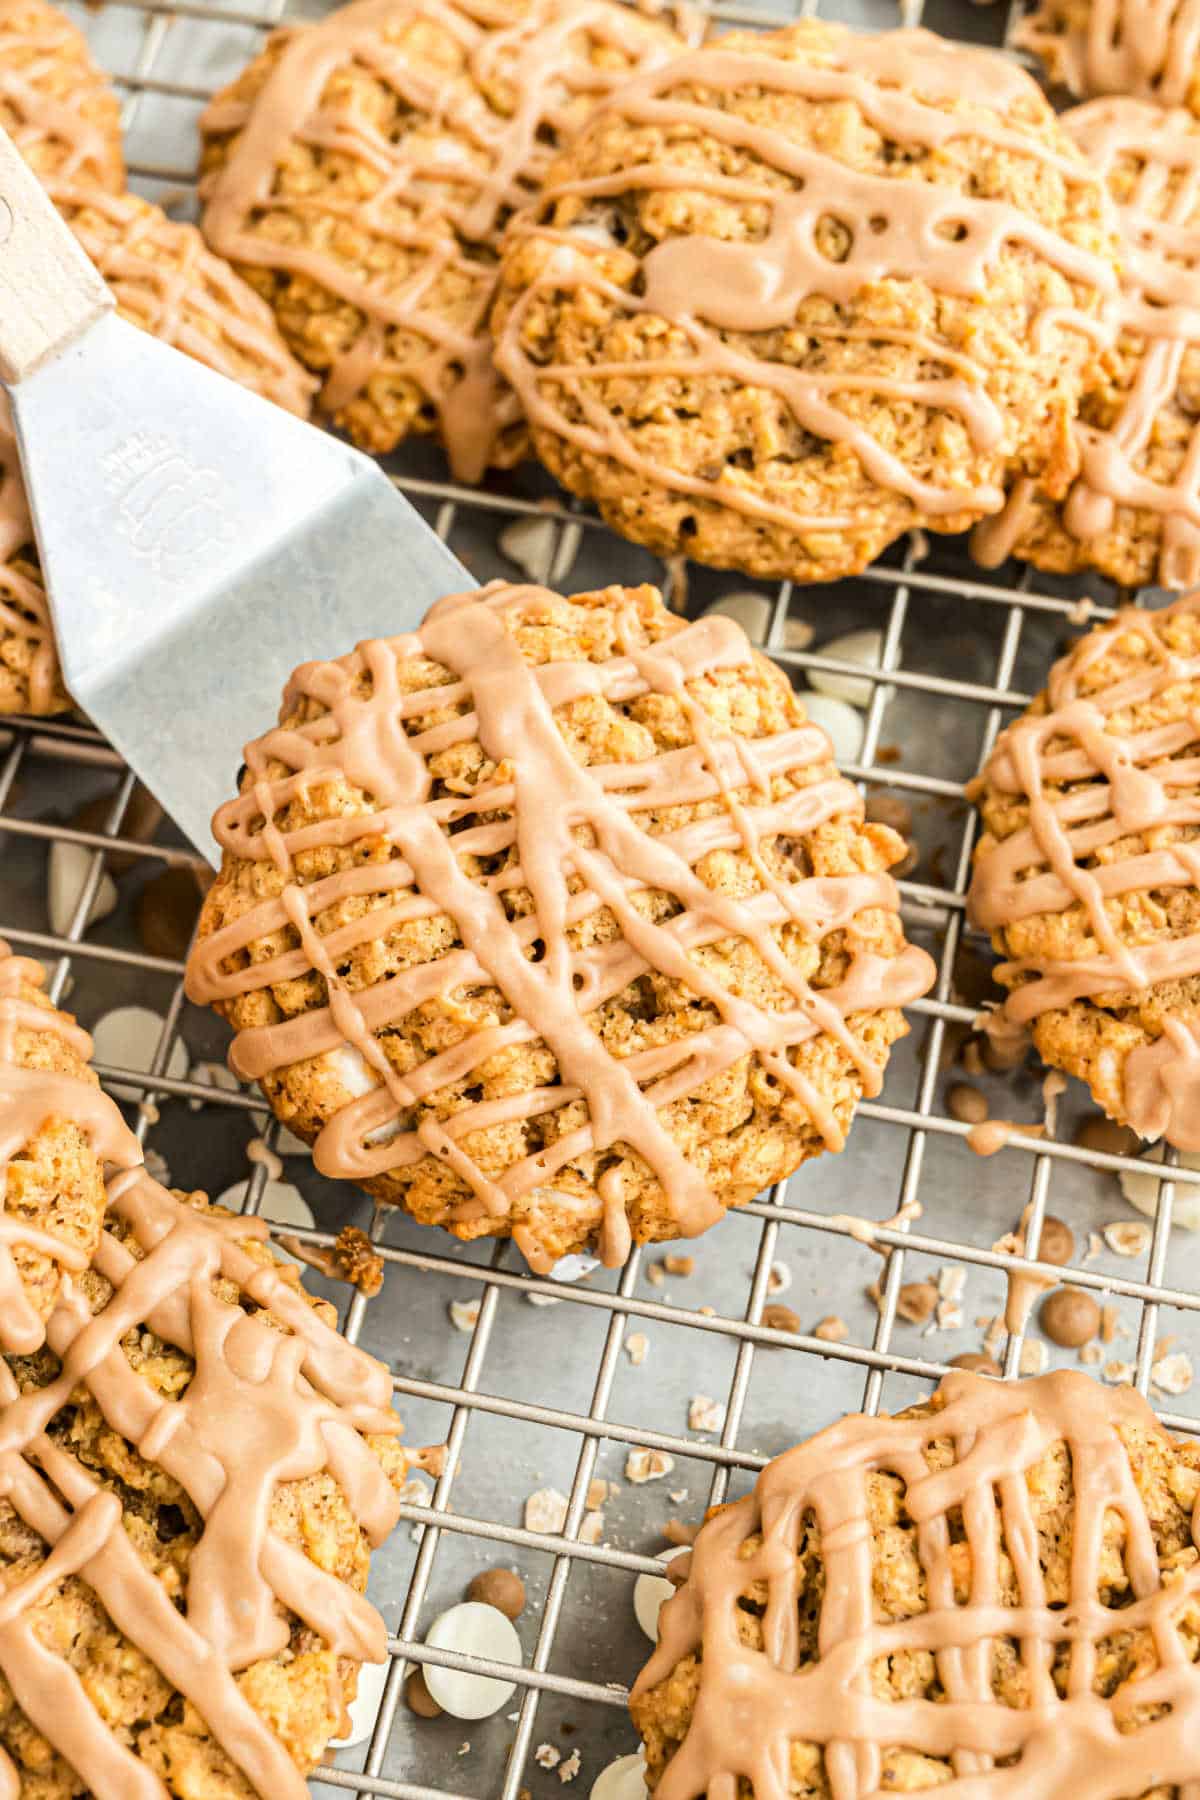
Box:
[813, 1315, 848, 1342]
[1018, 1340, 1047, 1376]
[687, 1395, 725, 1434]
[524, 1488, 569, 1535]
[633, 1547, 690, 1641]
[625, 1448, 674, 1484]
[767, 1261, 792, 1296]
[449, 1298, 482, 1332]
[1152, 1351, 1194, 1396]
[423, 1603, 521, 1720]
[663, 1254, 694, 1277]
[1103, 1220, 1152, 1257]
[624, 1331, 649, 1366]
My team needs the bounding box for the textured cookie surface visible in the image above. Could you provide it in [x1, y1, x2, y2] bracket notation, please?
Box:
[0, 1168, 432, 1798]
[199, 0, 684, 482]
[968, 595, 1200, 1150]
[1017, 0, 1200, 111]
[0, 188, 315, 718]
[0, 0, 123, 190]
[633, 1368, 1200, 1799]
[973, 99, 1200, 591]
[186, 580, 934, 1270]
[0, 940, 140, 1355]
[490, 20, 1119, 584]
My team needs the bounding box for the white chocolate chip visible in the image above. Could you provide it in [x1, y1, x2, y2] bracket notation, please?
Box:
[449, 1298, 481, 1332]
[703, 591, 772, 646]
[625, 1448, 674, 1485]
[524, 1488, 568, 1535]
[624, 1331, 649, 1366]
[1152, 1351, 1194, 1396]
[91, 1006, 188, 1103]
[590, 1753, 649, 1800]
[422, 1602, 521, 1720]
[499, 515, 583, 588]
[329, 1655, 389, 1748]
[48, 839, 118, 939]
[1119, 1147, 1200, 1229]
[633, 1546, 689, 1641]
[549, 1252, 601, 1283]
[800, 693, 865, 766]
[1103, 1220, 1153, 1257]
[807, 629, 883, 709]
[214, 1179, 313, 1266]
[687, 1394, 725, 1434]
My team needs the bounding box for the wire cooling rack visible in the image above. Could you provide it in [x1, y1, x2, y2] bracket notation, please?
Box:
[7, 0, 1200, 1795]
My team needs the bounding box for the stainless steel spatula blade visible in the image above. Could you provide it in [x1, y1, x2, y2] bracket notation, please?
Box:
[0, 130, 470, 861]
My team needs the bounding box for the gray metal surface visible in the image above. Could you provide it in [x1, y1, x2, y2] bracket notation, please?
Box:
[3, 1, 1199, 1797]
[6, 305, 469, 859]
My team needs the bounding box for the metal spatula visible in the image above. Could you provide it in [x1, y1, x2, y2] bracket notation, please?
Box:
[0, 129, 470, 861]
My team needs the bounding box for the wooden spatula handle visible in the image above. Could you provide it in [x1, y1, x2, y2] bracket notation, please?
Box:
[0, 127, 112, 386]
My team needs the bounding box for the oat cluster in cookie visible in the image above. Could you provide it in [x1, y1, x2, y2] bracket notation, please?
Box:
[1017, 0, 1200, 113]
[186, 581, 934, 1271]
[0, 0, 124, 190]
[973, 99, 1200, 592]
[490, 19, 1121, 584]
[968, 594, 1200, 1152]
[633, 1368, 1200, 1799]
[198, 0, 687, 483]
[0, 186, 316, 718]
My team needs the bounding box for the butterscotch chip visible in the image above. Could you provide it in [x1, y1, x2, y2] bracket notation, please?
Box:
[1073, 1114, 1141, 1159]
[0, 0, 123, 190]
[199, 0, 686, 481]
[135, 866, 204, 963]
[895, 1280, 938, 1325]
[187, 581, 933, 1268]
[946, 1082, 989, 1126]
[762, 1304, 802, 1336]
[467, 1567, 526, 1619]
[1016, 1, 1200, 110]
[631, 1369, 1200, 1792]
[1040, 1285, 1102, 1348]
[491, 19, 1118, 585]
[405, 1668, 444, 1719]
[968, 597, 1200, 1148]
[1035, 1214, 1075, 1268]
[950, 1352, 1001, 1377]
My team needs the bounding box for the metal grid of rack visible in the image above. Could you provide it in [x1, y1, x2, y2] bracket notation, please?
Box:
[7, 0, 1200, 1794]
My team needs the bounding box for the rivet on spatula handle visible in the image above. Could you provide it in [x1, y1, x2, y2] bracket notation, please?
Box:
[0, 126, 112, 386]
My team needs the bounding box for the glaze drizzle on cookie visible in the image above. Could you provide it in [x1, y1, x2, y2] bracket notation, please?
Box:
[634, 1369, 1200, 1800]
[0, 0, 123, 190]
[1017, 0, 1200, 108]
[187, 582, 933, 1269]
[968, 595, 1200, 1151]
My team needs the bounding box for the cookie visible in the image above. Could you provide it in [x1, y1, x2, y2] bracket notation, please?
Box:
[0, 187, 316, 718]
[0, 0, 123, 191]
[0, 1164, 437, 1797]
[968, 594, 1200, 1150]
[185, 579, 935, 1271]
[1016, 0, 1200, 112]
[973, 99, 1200, 591]
[632, 1367, 1200, 1799]
[0, 940, 139, 1355]
[199, 0, 687, 483]
[489, 20, 1120, 585]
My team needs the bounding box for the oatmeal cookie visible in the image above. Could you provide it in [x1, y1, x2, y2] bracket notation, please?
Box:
[199, 0, 687, 483]
[632, 1367, 1200, 1800]
[0, 940, 139, 1355]
[0, 1166, 438, 1799]
[968, 594, 1200, 1150]
[1016, 0, 1200, 111]
[973, 99, 1200, 591]
[489, 19, 1121, 585]
[0, 187, 315, 719]
[185, 580, 935, 1271]
[0, 0, 123, 191]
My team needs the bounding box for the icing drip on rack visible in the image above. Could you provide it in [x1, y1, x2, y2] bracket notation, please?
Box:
[973, 99, 1200, 588]
[199, 0, 686, 482]
[493, 25, 1117, 539]
[0, 940, 139, 1354]
[0, 1161, 404, 1800]
[1017, 0, 1200, 108]
[187, 582, 934, 1269]
[633, 1369, 1200, 1800]
[967, 594, 1200, 1150]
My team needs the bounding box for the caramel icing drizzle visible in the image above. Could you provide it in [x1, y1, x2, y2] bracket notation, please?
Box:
[0, 1162, 405, 1799]
[634, 1369, 1200, 1800]
[0, 0, 121, 192]
[1017, 0, 1200, 109]
[974, 99, 1200, 589]
[0, 941, 140, 1355]
[0, 398, 56, 715]
[492, 25, 1117, 542]
[967, 594, 1200, 1150]
[186, 582, 934, 1269]
[199, 0, 686, 483]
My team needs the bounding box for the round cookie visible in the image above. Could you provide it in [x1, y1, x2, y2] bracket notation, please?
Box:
[489, 20, 1121, 585]
[0, 939, 140, 1354]
[973, 99, 1200, 591]
[185, 579, 935, 1271]
[1016, 0, 1200, 112]
[0, 188, 315, 719]
[968, 594, 1200, 1150]
[199, 0, 688, 483]
[632, 1367, 1200, 1799]
[0, 0, 124, 191]
[0, 1164, 439, 1797]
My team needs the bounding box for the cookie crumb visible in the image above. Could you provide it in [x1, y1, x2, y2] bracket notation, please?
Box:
[688, 1395, 726, 1433]
[624, 1331, 649, 1366]
[1103, 1220, 1152, 1257]
[1079, 1342, 1103, 1365]
[1152, 1350, 1194, 1396]
[762, 1303, 801, 1334]
[536, 1744, 561, 1770]
[1019, 1340, 1047, 1376]
[558, 1749, 582, 1784]
[579, 1511, 605, 1545]
[1103, 1359, 1135, 1386]
[663, 1254, 694, 1276]
[645, 1263, 665, 1288]
[626, 1448, 674, 1484]
[766, 1261, 791, 1296]
[525, 1488, 568, 1534]
[449, 1298, 481, 1331]
[896, 1280, 938, 1324]
[813, 1314, 847, 1342]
